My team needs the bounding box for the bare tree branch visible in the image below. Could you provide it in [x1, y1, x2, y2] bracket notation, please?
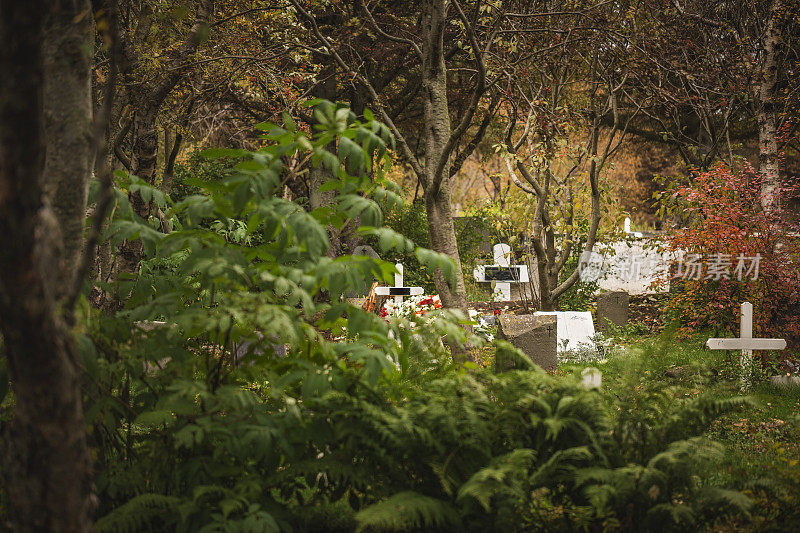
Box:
[361, 0, 423, 60]
[288, 0, 425, 178]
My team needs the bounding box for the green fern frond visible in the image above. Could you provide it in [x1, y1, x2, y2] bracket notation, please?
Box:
[644, 502, 695, 528]
[696, 487, 753, 517]
[95, 493, 182, 533]
[456, 449, 536, 511]
[647, 437, 723, 472]
[529, 446, 592, 486]
[355, 491, 461, 532]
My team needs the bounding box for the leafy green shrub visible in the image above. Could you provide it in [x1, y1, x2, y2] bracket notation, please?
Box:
[82, 103, 752, 533]
[170, 150, 237, 203]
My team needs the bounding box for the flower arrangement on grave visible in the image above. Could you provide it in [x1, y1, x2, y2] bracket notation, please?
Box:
[380, 294, 443, 321]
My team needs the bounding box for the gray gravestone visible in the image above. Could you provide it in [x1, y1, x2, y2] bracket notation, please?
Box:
[348, 245, 381, 298]
[496, 314, 558, 371]
[353, 245, 380, 260]
[769, 375, 800, 388]
[232, 336, 287, 363]
[596, 291, 629, 331]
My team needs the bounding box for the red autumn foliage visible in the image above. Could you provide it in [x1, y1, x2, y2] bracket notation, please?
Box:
[662, 164, 800, 354]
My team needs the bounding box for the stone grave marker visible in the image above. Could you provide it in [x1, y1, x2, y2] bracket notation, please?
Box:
[581, 367, 602, 389]
[353, 244, 381, 260]
[596, 291, 629, 332]
[232, 337, 288, 363]
[623, 216, 643, 238]
[347, 245, 382, 301]
[706, 301, 786, 388]
[769, 375, 800, 387]
[496, 314, 558, 370]
[473, 243, 529, 301]
[533, 311, 596, 354]
[374, 263, 424, 306]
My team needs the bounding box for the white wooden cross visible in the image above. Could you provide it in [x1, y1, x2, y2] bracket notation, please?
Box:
[706, 301, 786, 387]
[473, 243, 529, 301]
[374, 263, 424, 306]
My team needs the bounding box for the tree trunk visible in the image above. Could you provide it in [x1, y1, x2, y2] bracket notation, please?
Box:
[42, 0, 94, 293]
[420, 0, 469, 313]
[755, 2, 782, 211]
[425, 182, 467, 310]
[116, 0, 215, 275]
[307, 70, 343, 257]
[0, 1, 94, 530]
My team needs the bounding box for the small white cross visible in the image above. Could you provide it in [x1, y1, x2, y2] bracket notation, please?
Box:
[373, 263, 424, 305]
[706, 302, 786, 387]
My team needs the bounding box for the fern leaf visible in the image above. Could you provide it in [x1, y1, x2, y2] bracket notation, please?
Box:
[95, 494, 182, 533]
[355, 491, 461, 532]
[456, 449, 535, 511]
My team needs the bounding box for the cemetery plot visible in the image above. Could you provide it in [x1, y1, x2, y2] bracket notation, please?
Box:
[373, 263, 424, 305]
[497, 314, 558, 371]
[596, 291, 629, 332]
[706, 301, 786, 388]
[473, 243, 529, 301]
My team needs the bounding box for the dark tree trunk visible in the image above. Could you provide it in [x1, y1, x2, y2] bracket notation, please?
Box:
[420, 0, 469, 313]
[307, 67, 341, 256]
[42, 0, 95, 293]
[425, 180, 467, 310]
[0, 1, 94, 530]
[116, 108, 156, 276]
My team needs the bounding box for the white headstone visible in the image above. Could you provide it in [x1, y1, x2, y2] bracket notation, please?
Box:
[494, 243, 511, 266]
[493, 243, 512, 300]
[624, 217, 631, 234]
[394, 263, 404, 305]
[534, 311, 596, 353]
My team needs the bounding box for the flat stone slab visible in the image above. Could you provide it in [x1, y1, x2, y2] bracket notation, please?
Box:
[497, 314, 558, 371]
[533, 311, 596, 353]
[769, 375, 800, 387]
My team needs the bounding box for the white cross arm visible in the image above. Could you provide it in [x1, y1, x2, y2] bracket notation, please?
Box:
[706, 338, 787, 351]
[374, 286, 424, 296]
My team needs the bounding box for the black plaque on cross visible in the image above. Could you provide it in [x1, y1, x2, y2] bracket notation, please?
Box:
[484, 266, 521, 281]
[387, 287, 413, 296]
